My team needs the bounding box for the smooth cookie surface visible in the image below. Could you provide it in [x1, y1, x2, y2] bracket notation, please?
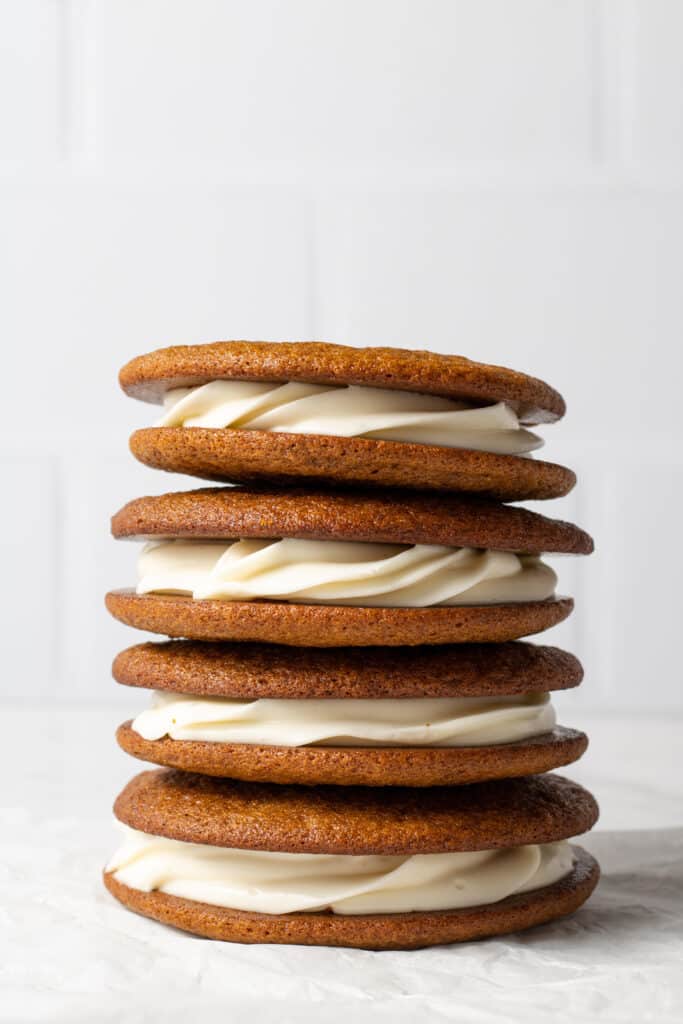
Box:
[106, 590, 574, 646]
[116, 722, 588, 787]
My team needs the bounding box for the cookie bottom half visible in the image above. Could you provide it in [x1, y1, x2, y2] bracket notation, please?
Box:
[116, 722, 588, 787]
[105, 590, 573, 646]
[104, 845, 598, 950]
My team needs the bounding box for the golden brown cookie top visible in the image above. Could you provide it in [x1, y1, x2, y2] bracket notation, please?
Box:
[113, 640, 583, 699]
[119, 341, 566, 423]
[111, 486, 593, 554]
[114, 769, 598, 855]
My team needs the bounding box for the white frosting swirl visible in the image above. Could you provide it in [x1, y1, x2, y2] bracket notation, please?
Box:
[136, 539, 557, 607]
[132, 691, 556, 748]
[107, 827, 574, 915]
[157, 381, 543, 455]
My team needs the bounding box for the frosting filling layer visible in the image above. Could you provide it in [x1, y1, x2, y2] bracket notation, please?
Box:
[107, 827, 575, 915]
[132, 691, 556, 748]
[157, 380, 543, 455]
[136, 539, 557, 607]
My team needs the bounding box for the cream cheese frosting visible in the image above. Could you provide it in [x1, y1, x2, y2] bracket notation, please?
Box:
[107, 827, 575, 915]
[132, 691, 556, 748]
[136, 538, 557, 607]
[157, 380, 543, 455]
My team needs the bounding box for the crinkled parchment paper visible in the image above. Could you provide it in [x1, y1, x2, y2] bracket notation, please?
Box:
[2, 809, 682, 1024]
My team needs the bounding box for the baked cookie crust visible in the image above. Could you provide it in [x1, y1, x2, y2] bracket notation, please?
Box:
[119, 341, 566, 422]
[116, 722, 588, 787]
[113, 769, 599, 854]
[111, 486, 593, 554]
[129, 428, 576, 501]
[112, 639, 583, 699]
[106, 590, 574, 646]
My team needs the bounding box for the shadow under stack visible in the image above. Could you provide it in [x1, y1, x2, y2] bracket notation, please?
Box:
[104, 341, 598, 950]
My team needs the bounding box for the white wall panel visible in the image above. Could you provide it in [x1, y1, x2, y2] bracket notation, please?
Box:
[0, 183, 313, 437]
[92, 0, 594, 169]
[0, 457, 59, 700]
[0, 0, 62, 160]
[313, 189, 683, 444]
[605, 462, 683, 709]
[631, 0, 683, 163]
[0, 1, 681, 710]
[447, 0, 595, 162]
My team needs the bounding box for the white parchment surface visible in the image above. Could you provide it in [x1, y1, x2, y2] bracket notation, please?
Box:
[2, 809, 682, 1024]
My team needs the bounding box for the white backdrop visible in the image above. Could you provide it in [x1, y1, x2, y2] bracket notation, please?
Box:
[2, 1, 682, 710]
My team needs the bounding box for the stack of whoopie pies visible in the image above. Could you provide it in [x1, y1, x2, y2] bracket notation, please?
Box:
[104, 341, 599, 950]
